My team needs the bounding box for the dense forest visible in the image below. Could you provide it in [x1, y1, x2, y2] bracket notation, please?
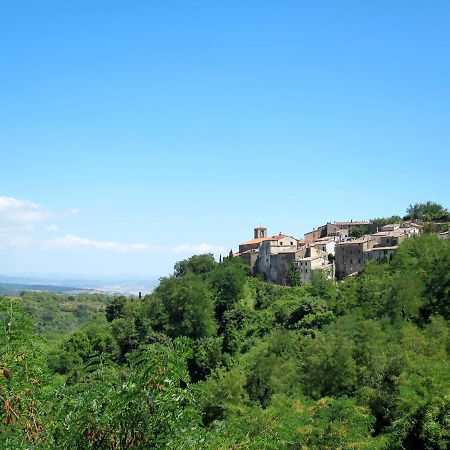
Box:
[1, 233, 449, 449]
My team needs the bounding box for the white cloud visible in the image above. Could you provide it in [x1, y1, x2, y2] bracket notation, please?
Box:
[0, 196, 50, 228]
[44, 234, 126, 251]
[43, 234, 225, 255]
[47, 224, 59, 231]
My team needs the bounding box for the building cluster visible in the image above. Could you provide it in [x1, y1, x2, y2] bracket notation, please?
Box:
[235, 220, 424, 285]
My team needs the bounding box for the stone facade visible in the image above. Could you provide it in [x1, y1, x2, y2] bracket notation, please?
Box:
[335, 237, 376, 280]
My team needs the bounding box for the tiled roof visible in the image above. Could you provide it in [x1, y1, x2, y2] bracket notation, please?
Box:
[239, 234, 291, 246]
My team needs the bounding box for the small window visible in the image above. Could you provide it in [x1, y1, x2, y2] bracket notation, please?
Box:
[305, 269, 308, 273]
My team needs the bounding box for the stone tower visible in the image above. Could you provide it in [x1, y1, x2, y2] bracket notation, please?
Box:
[254, 226, 267, 239]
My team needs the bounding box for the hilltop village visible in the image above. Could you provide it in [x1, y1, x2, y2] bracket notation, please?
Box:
[234, 220, 450, 285]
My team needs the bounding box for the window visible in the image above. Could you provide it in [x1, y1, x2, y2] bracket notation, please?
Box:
[305, 269, 308, 273]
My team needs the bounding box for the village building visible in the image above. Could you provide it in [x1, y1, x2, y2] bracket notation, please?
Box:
[295, 255, 332, 284]
[236, 219, 426, 285]
[364, 246, 398, 263]
[335, 237, 377, 280]
[303, 225, 327, 244]
[311, 236, 336, 256]
[326, 221, 378, 237]
[258, 235, 299, 281]
[380, 223, 400, 232]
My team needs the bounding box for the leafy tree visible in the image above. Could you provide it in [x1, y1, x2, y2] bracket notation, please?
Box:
[405, 201, 450, 222]
[187, 336, 224, 382]
[50, 339, 201, 449]
[0, 297, 50, 448]
[209, 258, 247, 322]
[350, 225, 369, 238]
[105, 296, 128, 322]
[301, 329, 357, 399]
[286, 262, 301, 287]
[173, 253, 217, 277]
[145, 274, 216, 339]
[372, 215, 402, 226]
[308, 269, 337, 301]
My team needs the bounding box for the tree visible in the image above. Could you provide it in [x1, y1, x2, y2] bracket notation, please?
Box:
[173, 253, 217, 277]
[0, 297, 50, 447]
[51, 339, 201, 449]
[209, 259, 247, 322]
[350, 225, 369, 238]
[286, 262, 301, 287]
[145, 274, 216, 339]
[405, 201, 449, 222]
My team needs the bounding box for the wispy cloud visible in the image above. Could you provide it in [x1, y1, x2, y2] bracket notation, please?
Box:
[43, 234, 225, 254]
[0, 196, 225, 257]
[0, 196, 50, 229]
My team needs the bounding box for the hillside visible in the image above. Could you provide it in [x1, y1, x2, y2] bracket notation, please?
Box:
[0, 234, 449, 449]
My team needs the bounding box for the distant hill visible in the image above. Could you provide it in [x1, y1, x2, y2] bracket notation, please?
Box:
[0, 282, 86, 296]
[0, 274, 160, 296]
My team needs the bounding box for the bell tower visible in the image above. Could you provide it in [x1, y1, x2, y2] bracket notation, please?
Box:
[254, 226, 267, 239]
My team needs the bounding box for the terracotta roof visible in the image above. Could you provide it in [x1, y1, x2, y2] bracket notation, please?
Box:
[239, 237, 271, 246]
[239, 234, 292, 247]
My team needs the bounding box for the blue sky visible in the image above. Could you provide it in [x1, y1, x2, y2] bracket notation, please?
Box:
[1, 1, 449, 277]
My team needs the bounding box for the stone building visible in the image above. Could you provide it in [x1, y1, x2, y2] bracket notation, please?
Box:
[304, 225, 327, 244]
[295, 254, 332, 284]
[258, 235, 299, 281]
[364, 246, 398, 263]
[335, 237, 376, 280]
[311, 236, 336, 256]
[326, 221, 378, 237]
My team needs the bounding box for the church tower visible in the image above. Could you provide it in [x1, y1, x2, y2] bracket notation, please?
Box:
[254, 226, 267, 239]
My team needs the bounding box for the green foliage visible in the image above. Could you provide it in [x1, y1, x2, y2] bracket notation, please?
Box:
[286, 262, 301, 287]
[50, 339, 201, 449]
[0, 297, 50, 448]
[19, 291, 112, 340]
[372, 215, 402, 226]
[209, 258, 247, 322]
[145, 273, 217, 339]
[301, 327, 357, 399]
[406, 201, 450, 222]
[173, 253, 217, 277]
[308, 269, 337, 301]
[2, 232, 449, 449]
[350, 225, 369, 238]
